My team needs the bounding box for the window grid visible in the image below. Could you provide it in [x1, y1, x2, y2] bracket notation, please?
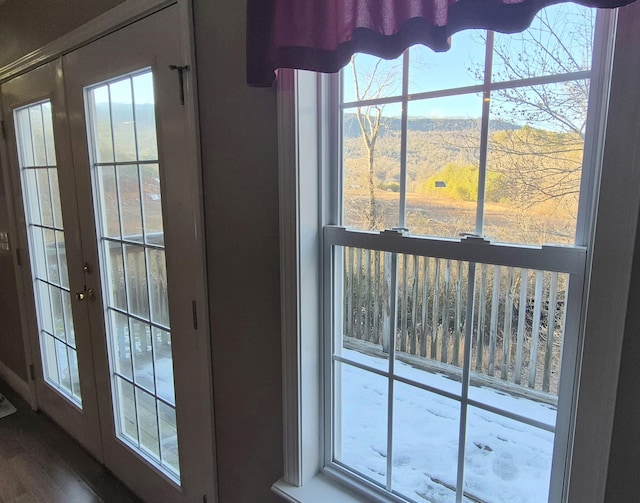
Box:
[15, 101, 82, 406]
[327, 223, 580, 500]
[86, 70, 179, 479]
[330, 7, 599, 502]
[340, 38, 593, 244]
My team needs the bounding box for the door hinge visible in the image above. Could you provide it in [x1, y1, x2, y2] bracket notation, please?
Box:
[1, 120, 6, 140]
[203, 496, 208, 503]
[29, 364, 35, 381]
[192, 300, 198, 330]
[15, 247, 21, 266]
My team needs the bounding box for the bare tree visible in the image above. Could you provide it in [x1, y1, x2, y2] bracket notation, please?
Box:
[481, 5, 596, 208]
[349, 55, 400, 230]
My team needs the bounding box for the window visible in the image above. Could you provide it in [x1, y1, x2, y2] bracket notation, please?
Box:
[14, 101, 82, 406]
[274, 4, 640, 503]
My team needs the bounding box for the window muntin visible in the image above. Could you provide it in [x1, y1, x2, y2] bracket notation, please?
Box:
[329, 4, 603, 502]
[14, 101, 82, 406]
[327, 231, 579, 501]
[341, 3, 596, 247]
[86, 70, 179, 480]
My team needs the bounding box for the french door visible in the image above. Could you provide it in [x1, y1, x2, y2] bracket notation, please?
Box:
[1, 5, 215, 502]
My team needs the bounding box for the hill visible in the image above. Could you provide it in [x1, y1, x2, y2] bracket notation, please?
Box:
[343, 113, 519, 138]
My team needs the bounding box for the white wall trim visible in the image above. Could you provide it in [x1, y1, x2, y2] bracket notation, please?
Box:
[0, 0, 175, 83]
[277, 68, 302, 486]
[277, 69, 324, 486]
[0, 359, 34, 406]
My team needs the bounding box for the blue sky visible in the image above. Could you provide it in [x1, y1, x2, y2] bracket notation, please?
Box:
[341, 3, 595, 122]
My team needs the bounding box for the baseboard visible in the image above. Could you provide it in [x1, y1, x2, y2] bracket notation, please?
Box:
[0, 360, 34, 406]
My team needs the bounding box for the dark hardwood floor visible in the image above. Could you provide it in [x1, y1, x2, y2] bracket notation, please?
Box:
[0, 379, 141, 503]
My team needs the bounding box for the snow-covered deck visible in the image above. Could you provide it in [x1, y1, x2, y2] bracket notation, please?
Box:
[336, 347, 556, 503]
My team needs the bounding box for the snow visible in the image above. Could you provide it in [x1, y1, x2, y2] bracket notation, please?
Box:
[337, 348, 556, 503]
[135, 355, 175, 404]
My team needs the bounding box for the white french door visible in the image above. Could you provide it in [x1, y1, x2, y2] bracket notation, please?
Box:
[1, 59, 104, 459]
[1, 4, 215, 503]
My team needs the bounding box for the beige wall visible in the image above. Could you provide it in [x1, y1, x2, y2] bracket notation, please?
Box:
[192, 1, 283, 500]
[0, 0, 638, 502]
[0, 161, 25, 381]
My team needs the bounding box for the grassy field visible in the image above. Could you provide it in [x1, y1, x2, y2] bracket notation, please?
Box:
[344, 190, 576, 246]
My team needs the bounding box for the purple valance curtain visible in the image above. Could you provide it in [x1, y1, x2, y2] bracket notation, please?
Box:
[247, 0, 636, 87]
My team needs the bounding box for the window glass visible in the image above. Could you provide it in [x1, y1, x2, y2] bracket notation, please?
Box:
[340, 3, 594, 247]
[332, 4, 599, 502]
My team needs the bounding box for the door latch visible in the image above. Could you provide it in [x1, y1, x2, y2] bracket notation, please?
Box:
[75, 289, 96, 301]
[169, 64, 189, 105]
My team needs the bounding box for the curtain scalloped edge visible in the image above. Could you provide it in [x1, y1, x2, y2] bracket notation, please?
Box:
[247, 0, 637, 87]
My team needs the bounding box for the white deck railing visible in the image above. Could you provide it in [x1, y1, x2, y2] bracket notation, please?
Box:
[340, 244, 569, 399]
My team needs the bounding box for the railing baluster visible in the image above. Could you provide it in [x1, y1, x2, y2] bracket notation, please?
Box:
[364, 249, 371, 342]
[382, 252, 392, 353]
[515, 269, 528, 385]
[488, 266, 500, 376]
[543, 272, 558, 392]
[355, 247, 363, 338]
[476, 264, 488, 371]
[528, 270, 544, 388]
[410, 255, 419, 355]
[454, 261, 463, 367]
[431, 259, 441, 359]
[502, 268, 515, 381]
[346, 247, 354, 339]
[400, 254, 409, 353]
[373, 251, 381, 345]
[441, 259, 451, 364]
[420, 257, 430, 358]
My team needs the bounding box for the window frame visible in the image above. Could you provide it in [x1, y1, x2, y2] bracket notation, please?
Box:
[273, 4, 640, 502]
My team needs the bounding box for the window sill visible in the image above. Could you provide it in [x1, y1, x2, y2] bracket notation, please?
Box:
[272, 473, 373, 503]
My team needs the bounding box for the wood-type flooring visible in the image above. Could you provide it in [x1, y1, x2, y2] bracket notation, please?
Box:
[0, 379, 141, 503]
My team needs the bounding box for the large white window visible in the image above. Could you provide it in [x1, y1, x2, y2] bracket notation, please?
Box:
[274, 4, 640, 503]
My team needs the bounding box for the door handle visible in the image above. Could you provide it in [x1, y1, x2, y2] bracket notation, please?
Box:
[75, 289, 95, 301]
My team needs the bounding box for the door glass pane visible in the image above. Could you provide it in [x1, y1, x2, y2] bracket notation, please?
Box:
[86, 69, 180, 481]
[14, 101, 82, 407]
[158, 401, 179, 476]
